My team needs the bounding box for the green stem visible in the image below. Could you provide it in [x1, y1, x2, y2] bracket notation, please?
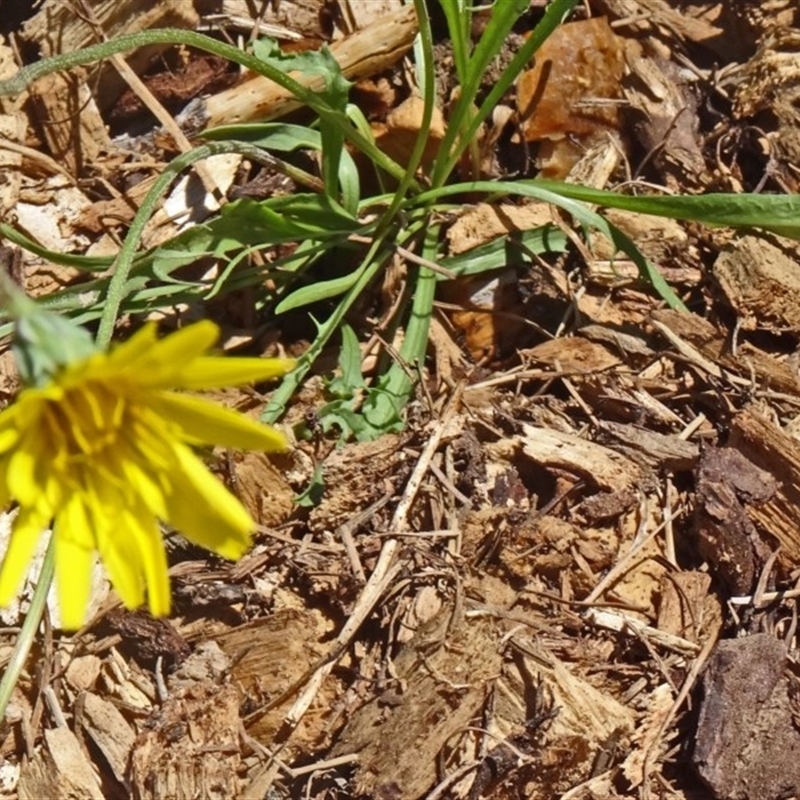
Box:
[375, 0, 436, 227]
[431, 0, 577, 187]
[362, 222, 438, 429]
[262, 233, 392, 423]
[0, 537, 55, 721]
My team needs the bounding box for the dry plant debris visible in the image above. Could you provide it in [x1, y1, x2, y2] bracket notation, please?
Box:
[2, 0, 800, 799]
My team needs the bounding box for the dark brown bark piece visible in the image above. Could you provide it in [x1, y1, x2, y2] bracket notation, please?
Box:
[104, 608, 191, 671]
[693, 634, 800, 800]
[693, 447, 777, 595]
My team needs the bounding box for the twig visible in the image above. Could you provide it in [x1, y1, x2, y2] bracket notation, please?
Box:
[334, 492, 394, 584]
[0, 139, 77, 182]
[282, 386, 464, 731]
[584, 608, 700, 657]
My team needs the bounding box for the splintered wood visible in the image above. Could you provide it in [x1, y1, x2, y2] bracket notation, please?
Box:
[21, 0, 200, 112]
[729, 409, 800, 574]
[181, 4, 419, 131]
[713, 235, 800, 332]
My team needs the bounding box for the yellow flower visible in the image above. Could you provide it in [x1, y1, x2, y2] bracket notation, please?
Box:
[0, 321, 294, 629]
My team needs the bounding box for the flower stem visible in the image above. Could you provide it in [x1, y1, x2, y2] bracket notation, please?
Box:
[0, 536, 55, 720]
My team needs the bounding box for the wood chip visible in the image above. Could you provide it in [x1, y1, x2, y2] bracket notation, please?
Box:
[652, 309, 800, 396]
[183, 4, 418, 131]
[79, 692, 136, 785]
[713, 234, 800, 332]
[21, 0, 200, 112]
[130, 683, 242, 800]
[503, 422, 651, 493]
[332, 616, 504, 799]
[17, 727, 104, 800]
[597, 420, 699, 472]
[729, 407, 800, 572]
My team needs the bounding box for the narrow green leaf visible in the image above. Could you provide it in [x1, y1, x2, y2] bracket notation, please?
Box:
[214, 195, 359, 244]
[0, 223, 114, 271]
[275, 268, 363, 314]
[439, 226, 568, 278]
[411, 180, 688, 310]
[531, 180, 800, 239]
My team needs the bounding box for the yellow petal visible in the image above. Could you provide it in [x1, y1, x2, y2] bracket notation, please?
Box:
[124, 463, 168, 518]
[82, 476, 145, 612]
[54, 497, 94, 630]
[153, 392, 289, 451]
[0, 456, 14, 512]
[7, 432, 45, 508]
[58, 351, 115, 388]
[119, 322, 220, 388]
[147, 320, 219, 361]
[124, 502, 170, 617]
[0, 405, 22, 454]
[101, 539, 145, 612]
[9, 426, 63, 515]
[106, 322, 158, 368]
[171, 357, 295, 390]
[0, 507, 51, 607]
[129, 411, 179, 472]
[164, 443, 253, 560]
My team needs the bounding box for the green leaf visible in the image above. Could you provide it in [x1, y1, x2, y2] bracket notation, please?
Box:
[359, 224, 441, 436]
[317, 325, 371, 440]
[319, 401, 374, 441]
[213, 195, 360, 245]
[250, 38, 353, 207]
[326, 324, 366, 398]
[275, 266, 364, 314]
[0, 223, 113, 272]
[294, 462, 325, 507]
[432, 0, 578, 186]
[439, 225, 568, 278]
[250, 39, 352, 109]
[411, 180, 688, 310]
[11, 305, 97, 386]
[360, 385, 406, 435]
[202, 123, 361, 214]
[530, 180, 800, 239]
[203, 122, 325, 149]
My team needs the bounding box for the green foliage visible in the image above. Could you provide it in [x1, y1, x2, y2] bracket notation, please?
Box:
[317, 324, 373, 441]
[1, 277, 97, 387]
[293, 462, 325, 508]
[204, 122, 361, 211]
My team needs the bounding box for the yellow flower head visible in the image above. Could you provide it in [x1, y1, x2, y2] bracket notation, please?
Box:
[0, 321, 294, 629]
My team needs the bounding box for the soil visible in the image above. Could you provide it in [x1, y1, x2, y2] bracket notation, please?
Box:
[2, 1, 800, 799]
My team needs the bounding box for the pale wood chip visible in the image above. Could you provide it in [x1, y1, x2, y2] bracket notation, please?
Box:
[18, 727, 104, 800]
[79, 692, 136, 784]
